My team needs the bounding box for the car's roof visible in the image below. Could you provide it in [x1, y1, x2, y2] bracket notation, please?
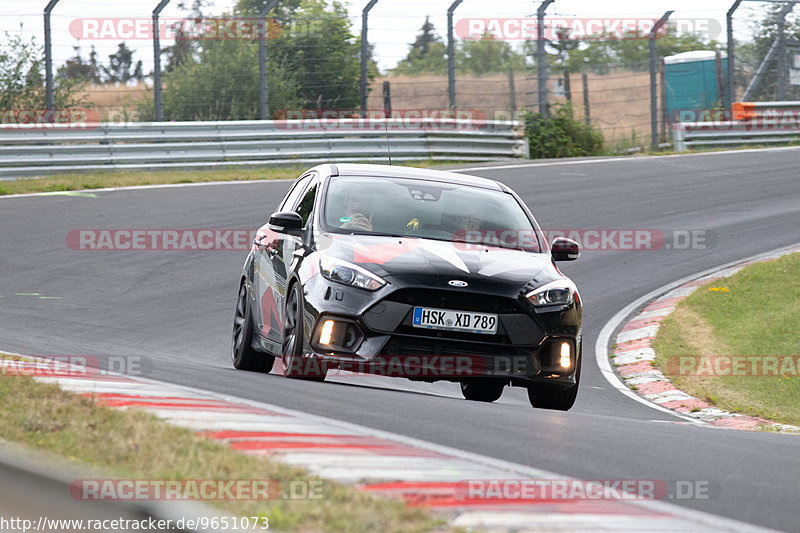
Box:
[311, 163, 505, 192]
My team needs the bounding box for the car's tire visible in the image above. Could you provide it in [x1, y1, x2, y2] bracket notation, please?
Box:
[279, 282, 326, 381]
[232, 281, 274, 373]
[460, 380, 504, 402]
[527, 347, 581, 411]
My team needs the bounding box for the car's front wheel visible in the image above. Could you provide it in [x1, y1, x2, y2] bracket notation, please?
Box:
[460, 380, 504, 402]
[527, 348, 581, 411]
[232, 282, 274, 373]
[279, 282, 326, 381]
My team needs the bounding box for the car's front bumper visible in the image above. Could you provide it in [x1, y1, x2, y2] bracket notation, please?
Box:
[299, 275, 582, 388]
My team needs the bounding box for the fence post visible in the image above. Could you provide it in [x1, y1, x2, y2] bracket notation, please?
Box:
[44, 0, 62, 114]
[715, 50, 724, 112]
[360, 0, 379, 114]
[508, 68, 517, 115]
[726, 0, 743, 114]
[660, 58, 667, 142]
[152, 0, 171, 122]
[582, 72, 590, 126]
[259, 0, 279, 120]
[777, 2, 796, 101]
[382, 81, 391, 116]
[650, 11, 673, 150]
[536, 0, 554, 117]
[447, 0, 463, 109]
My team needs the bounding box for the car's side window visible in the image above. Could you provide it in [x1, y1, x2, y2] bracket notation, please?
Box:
[279, 175, 312, 212]
[295, 183, 318, 228]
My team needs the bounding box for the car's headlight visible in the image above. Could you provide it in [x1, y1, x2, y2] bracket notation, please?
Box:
[319, 256, 387, 291]
[526, 280, 577, 306]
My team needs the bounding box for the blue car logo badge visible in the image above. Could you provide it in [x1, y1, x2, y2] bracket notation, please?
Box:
[448, 280, 468, 287]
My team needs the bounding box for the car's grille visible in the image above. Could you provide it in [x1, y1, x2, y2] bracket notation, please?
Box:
[384, 288, 522, 314]
[392, 324, 515, 344]
[380, 335, 533, 359]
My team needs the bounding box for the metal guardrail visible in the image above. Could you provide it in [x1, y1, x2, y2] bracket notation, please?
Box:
[732, 100, 800, 120]
[0, 439, 221, 532]
[673, 101, 800, 152]
[0, 119, 527, 178]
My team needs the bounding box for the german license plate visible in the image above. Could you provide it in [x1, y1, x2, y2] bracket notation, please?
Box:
[412, 307, 498, 335]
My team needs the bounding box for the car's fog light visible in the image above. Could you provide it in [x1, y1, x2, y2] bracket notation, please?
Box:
[319, 320, 335, 345]
[559, 342, 571, 369]
[313, 318, 363, 353]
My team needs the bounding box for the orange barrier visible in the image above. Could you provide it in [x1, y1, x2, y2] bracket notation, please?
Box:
[732, 102, 756, 121]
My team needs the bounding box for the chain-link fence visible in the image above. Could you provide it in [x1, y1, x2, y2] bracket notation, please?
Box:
[3, 1, 800, 154]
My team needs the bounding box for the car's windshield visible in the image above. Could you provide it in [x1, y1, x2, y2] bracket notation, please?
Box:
[323, 175, 543, 252]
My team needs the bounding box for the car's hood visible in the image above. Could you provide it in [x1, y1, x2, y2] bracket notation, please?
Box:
[315, 233, 560, 287]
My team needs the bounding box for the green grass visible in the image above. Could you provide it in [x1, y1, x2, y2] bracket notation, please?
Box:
[653, 253, 800, 426]
[0, 160, 470, 196]
[0, 354, 446, 532]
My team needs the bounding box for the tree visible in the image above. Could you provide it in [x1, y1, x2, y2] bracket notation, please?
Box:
[457, 34, 526, 76]
[555, 27, 715, 74]
[736, 6, 800, 100]
[0, 30, 86, 111]
[392, 17, 447, 75]
[149, 22, 300, 120]
[236, 0, 371, 109]
[254, 0, 365, 109]
[162, 0, 208, 73]
[58, 45, 101, 83]
[236, 0, 303, 25]
[103, 42, 144, 83]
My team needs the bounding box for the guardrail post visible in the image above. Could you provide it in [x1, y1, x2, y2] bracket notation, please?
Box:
[447, 0, 463, 110]
[673, 124, 686, 152]
[536, 0, 554, 118]
[650, 11, 672, 151]
[44, 0, 62, 114]
[360, 0, 379, 114]
[259, 0, 279, 120]
[153, 0, 171, 122]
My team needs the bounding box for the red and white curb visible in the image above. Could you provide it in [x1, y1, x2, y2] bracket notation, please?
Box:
[2, 354, 776, 532]
[608, 244, 800, 433]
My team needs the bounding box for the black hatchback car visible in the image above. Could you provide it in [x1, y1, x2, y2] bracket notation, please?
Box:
[232, 164, 582, 410]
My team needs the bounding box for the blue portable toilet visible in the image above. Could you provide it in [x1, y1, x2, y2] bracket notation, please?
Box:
[664, 50, 728, 123]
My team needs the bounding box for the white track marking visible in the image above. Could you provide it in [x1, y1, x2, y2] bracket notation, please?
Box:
[595, 242, 800, 424]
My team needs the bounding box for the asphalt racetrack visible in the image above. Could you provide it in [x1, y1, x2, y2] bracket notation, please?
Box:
[2, 148, 799, 531]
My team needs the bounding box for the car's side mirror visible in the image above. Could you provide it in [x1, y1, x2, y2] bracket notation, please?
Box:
[551, 237, 580, 261]
[268, 211, 303, 236]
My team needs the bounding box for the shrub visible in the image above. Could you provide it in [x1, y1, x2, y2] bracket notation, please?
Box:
[523, 104, 604, 158]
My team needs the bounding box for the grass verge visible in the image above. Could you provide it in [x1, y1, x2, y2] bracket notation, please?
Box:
[0, 160, 470, 196]
[0, 354, 446, 532]
[652, 252, 800, 426]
